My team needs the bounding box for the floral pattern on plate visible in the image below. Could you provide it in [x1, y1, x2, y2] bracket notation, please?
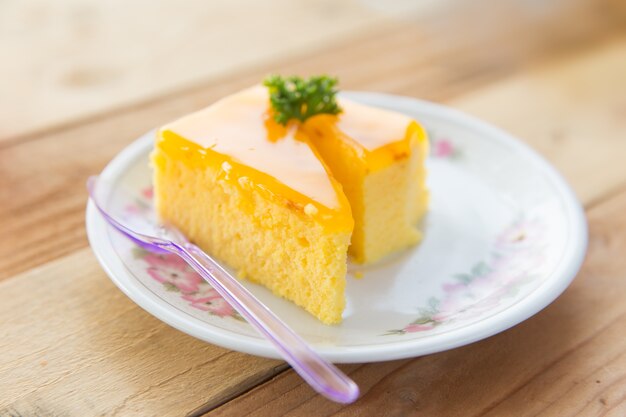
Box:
[429, 130, 461, 159]
[386, 217, 547, 335]
[132, 246, 244, 321]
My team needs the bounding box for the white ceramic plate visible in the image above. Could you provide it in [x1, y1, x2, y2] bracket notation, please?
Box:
[86, 92, 587, 363]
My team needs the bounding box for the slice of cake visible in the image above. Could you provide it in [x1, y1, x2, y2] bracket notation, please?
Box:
[152, 76, 429, 324]
[151, 86, 353, 324]
[304, 99, 429, 264]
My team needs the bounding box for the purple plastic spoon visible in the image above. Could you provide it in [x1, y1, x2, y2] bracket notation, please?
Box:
[87, 176, 359, 404]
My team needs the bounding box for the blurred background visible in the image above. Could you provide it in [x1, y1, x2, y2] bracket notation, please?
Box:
[2, 0, 624, 140]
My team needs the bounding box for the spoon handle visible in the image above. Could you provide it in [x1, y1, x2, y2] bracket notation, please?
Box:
[175, 242, 359, 404]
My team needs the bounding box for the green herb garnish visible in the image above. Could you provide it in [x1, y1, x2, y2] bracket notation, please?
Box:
[263, 75, 342, 125]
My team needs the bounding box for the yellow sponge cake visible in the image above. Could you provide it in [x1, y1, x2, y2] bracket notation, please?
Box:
[152, 77, 428, 324]
[152, 86, 353, 324]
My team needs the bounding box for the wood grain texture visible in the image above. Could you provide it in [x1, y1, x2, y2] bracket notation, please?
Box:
[2, 19, 625, 282]
[453, 37, 626, 205]
[0, 0, 382, 141]
[2, 0, 623, 143]
[205, 187, 626, 417]
[0, 249, 286, 417]
[2, 1, 626, 415]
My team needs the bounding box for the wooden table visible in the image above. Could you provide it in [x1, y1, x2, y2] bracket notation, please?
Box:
[2, 1, 626, 415]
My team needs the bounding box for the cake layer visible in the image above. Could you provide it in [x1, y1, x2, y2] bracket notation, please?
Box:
[152, 83, 429, 323]
[152, 87, 353, 324]
[304, 98, 429, 264]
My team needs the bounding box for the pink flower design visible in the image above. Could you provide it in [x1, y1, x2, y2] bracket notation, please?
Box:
[404, 323, 435, 333]
[433, 139, 455, 158]
[442, 282, 465, 294]
[124, 204, 142, 214]
[435, 292, 466, 317]
[182, 284, 220, 299]
[145, 253, 203, 293]
[124, 199, 150, 217]
[183, 287, 237, 317]
[387, 216, 547, 335]
[133, 233, 243, 321]
[142, 187, 154, 200]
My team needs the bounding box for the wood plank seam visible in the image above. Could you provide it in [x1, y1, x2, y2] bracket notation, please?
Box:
[584, 180, 626, 211]
[186, 363, 290, 417]
[0, 23, 398, 151]
[108, 366, 196, 417]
